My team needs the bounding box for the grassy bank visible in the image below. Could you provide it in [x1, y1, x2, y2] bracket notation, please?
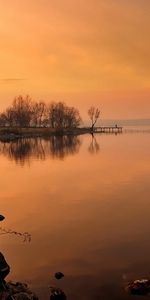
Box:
[0, 127, 56, 135]
[0, 127, 91, 141]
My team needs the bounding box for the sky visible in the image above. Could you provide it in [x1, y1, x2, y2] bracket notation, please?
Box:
[0, 0, 150, 119]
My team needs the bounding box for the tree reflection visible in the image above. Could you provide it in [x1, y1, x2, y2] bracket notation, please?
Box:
[0, 136, 81, 165]
[88, 134, 100, 154]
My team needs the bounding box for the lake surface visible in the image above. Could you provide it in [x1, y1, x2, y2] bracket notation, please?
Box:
[0, 129, 150, 299]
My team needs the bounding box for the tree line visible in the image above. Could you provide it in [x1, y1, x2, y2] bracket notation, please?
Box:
[0, 95, 100, 129]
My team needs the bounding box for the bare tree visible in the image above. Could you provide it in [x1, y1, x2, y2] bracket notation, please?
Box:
[0, 108, 16, 127]
[65, 106, 82, 128]
[0, 96, 82, 129]
[31, 101, 47, 127]
[88, 106, 100, 131]
[11, 95, 33, 127]
[47, 102, 82, 129]
[0, 113, 7, 127]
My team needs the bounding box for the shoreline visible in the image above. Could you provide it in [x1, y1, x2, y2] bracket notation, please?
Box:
[0, 126, 123, 142]
[0, 127, 93, 142]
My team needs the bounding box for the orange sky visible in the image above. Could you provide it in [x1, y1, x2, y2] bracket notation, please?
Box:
[0, 0, 150, 119]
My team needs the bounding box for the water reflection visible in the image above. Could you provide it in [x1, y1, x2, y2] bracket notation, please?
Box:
[0, 135, 81, 164]
[88, 134, 100, 154]
[0, 132, 150, 300]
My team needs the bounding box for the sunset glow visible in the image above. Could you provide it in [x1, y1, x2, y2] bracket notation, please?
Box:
[0, 0, 150, 118]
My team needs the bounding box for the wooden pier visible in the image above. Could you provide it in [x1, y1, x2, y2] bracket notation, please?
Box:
[94, 126, 123, 134]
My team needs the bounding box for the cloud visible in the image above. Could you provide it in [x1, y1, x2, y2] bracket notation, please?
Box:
[0, 0, 150, 95]
[0, 78, 26, 83]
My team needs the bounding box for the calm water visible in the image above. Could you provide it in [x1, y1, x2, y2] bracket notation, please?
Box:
[0, 130, 150, 299]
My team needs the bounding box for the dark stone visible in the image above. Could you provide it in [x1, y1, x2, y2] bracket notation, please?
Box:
[0, 252, 10, 281]
[54, 272, 64, 280]
[6, 282, 39, 299]
[0, 215, 5, 221]
[126, 279, 150, 295]
[50, 288, 67, 300]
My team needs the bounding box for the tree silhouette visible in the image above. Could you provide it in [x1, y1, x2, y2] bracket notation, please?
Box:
[0, 96, 82, 129]
[88, 106, 100, 131]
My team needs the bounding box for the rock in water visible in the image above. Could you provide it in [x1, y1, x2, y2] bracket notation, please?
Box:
[12, 292, 34, 300]
[54, 272, 64, 280]
[0, 215, 5, 221]
[0, 252, 10, 280]
[50, 287, 67, 300]
[6, 282, 39, 300]
[126, 279, 150, 295]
